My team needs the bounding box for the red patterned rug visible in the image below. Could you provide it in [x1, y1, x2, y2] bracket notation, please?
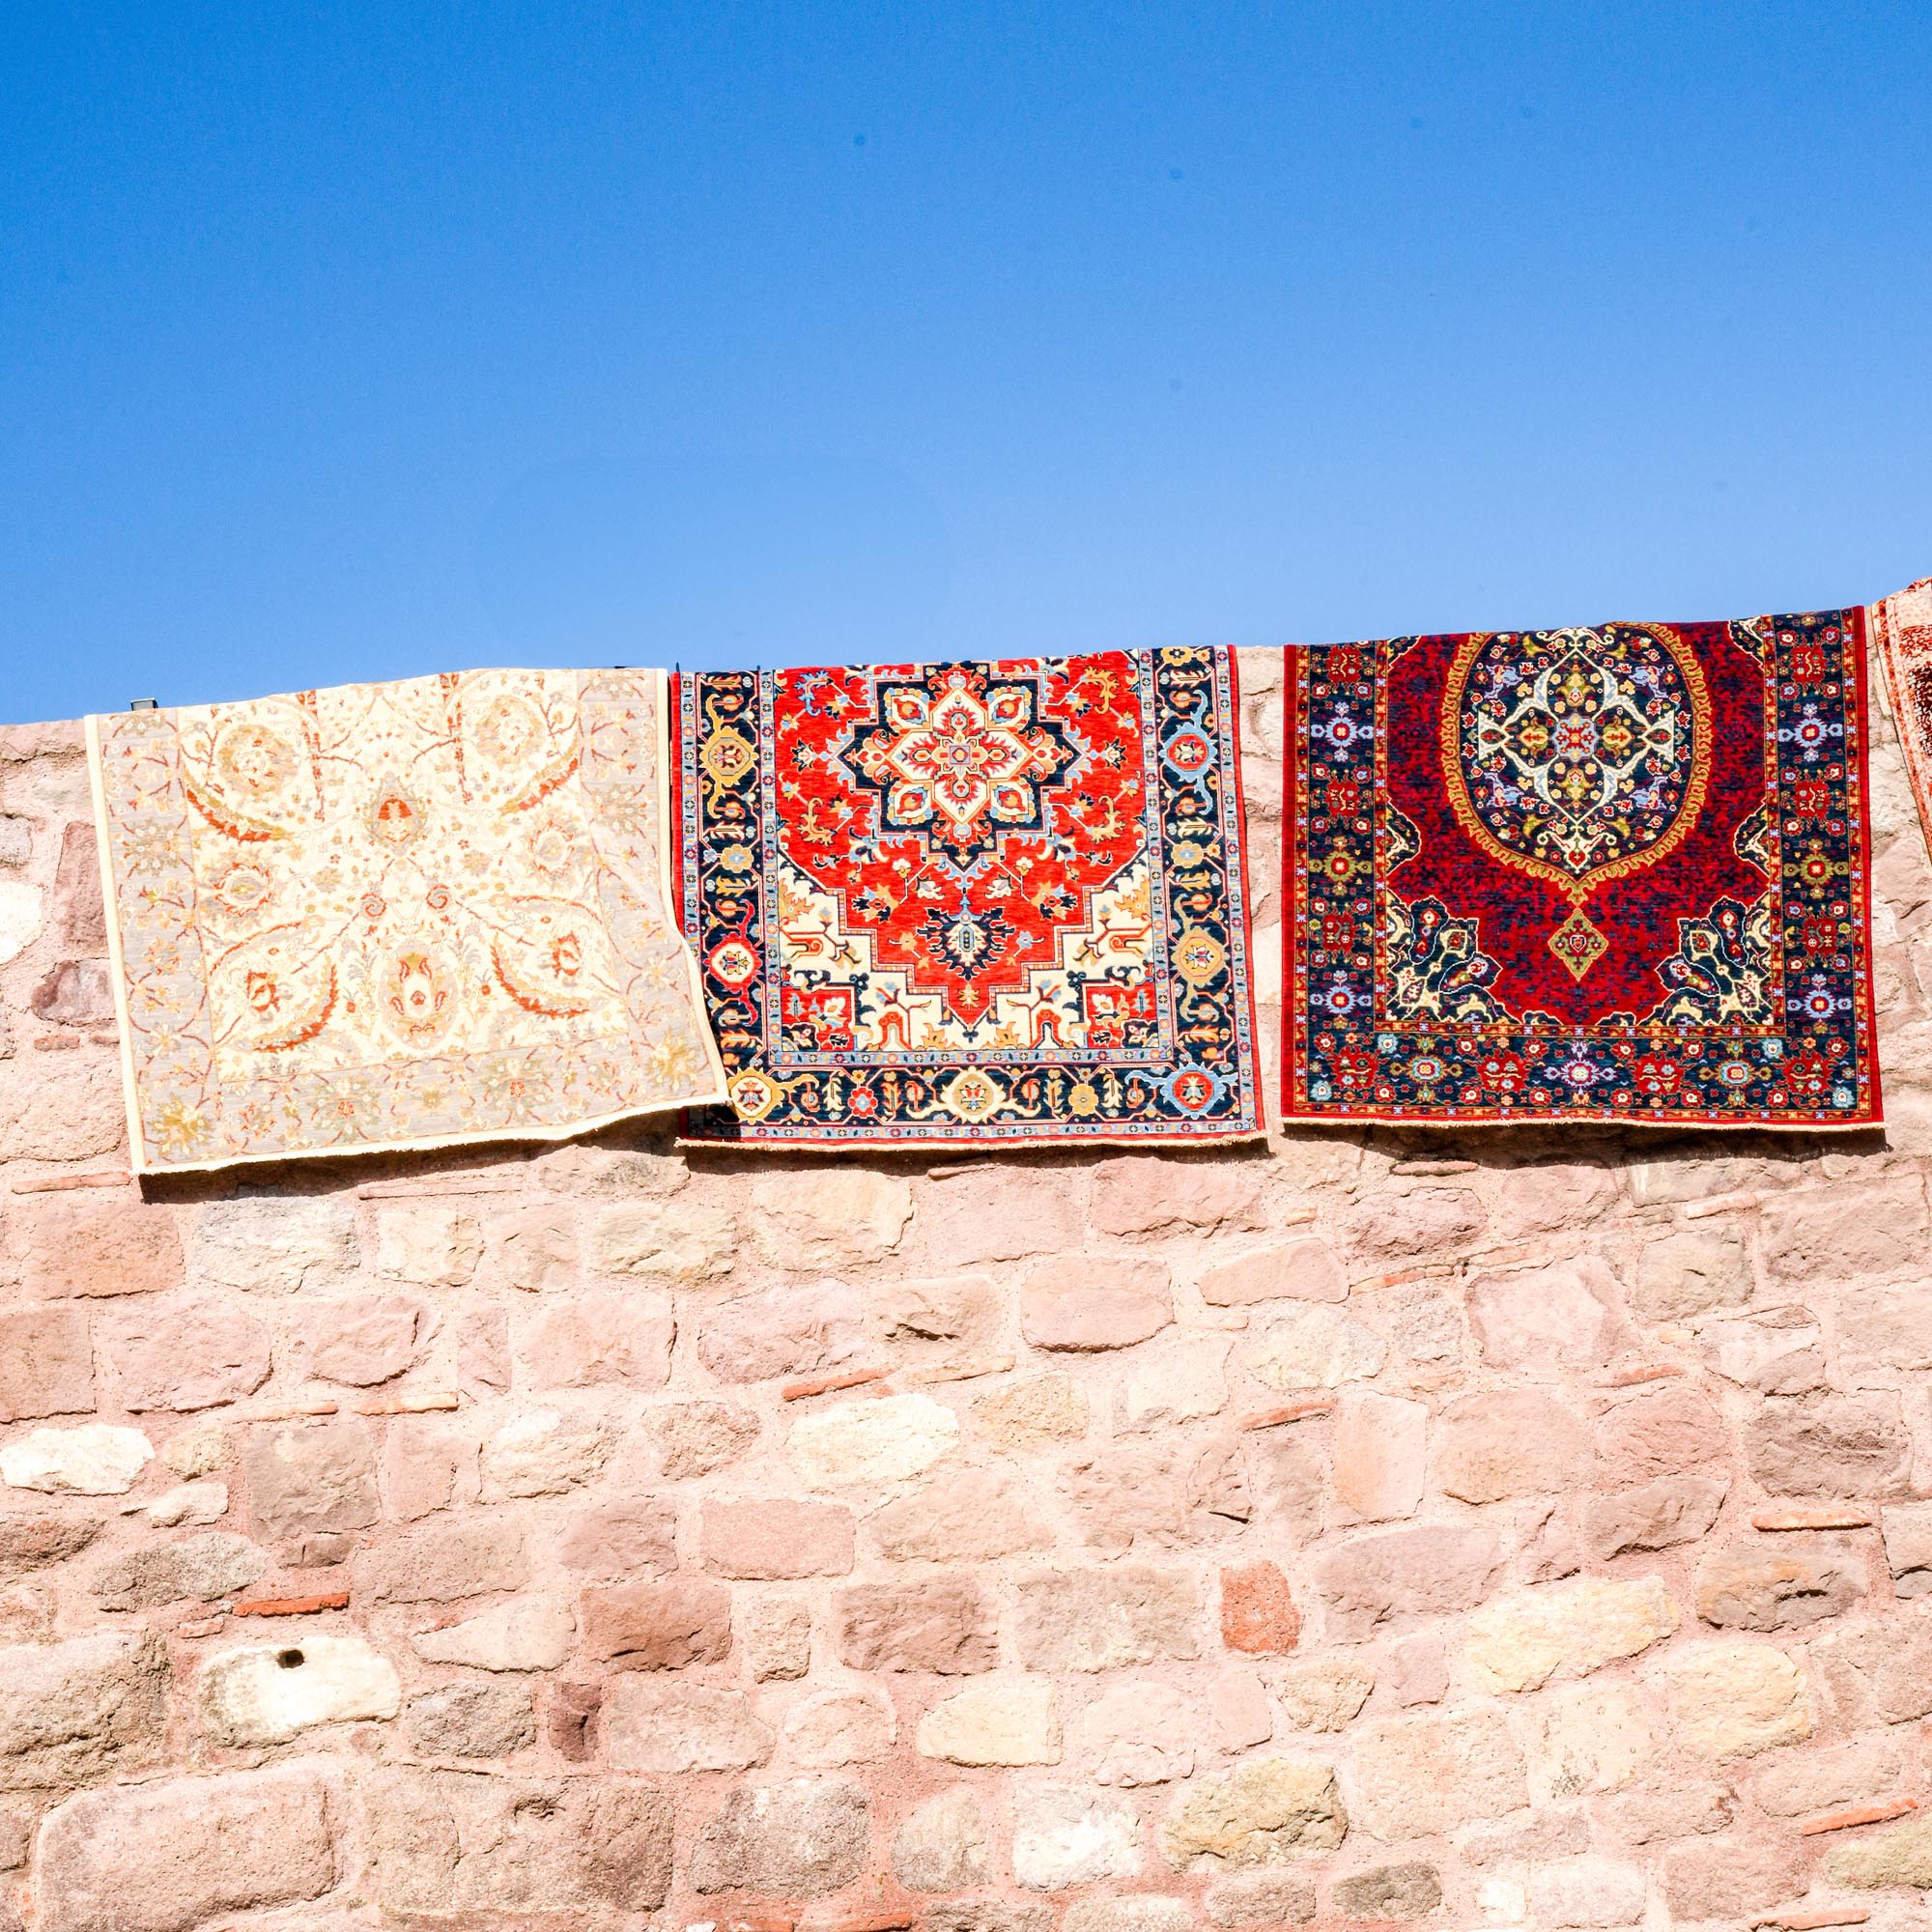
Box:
[1872, 576, 1932, 862]
[1283, 611, 1882, 1127]
[676, 649, 1261, 1147]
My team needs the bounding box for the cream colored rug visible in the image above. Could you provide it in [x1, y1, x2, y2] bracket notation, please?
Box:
[89, 668, 725, 1172]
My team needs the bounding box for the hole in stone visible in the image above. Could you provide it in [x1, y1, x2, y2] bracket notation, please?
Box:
[276, 1648, 305, 1669]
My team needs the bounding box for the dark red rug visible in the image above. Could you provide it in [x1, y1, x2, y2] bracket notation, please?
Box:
[1283, 611, 1882, 1127]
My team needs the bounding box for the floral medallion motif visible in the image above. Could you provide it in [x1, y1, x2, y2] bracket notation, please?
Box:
[680, 648, 1260, 1147]
[1443, 624, 1711, 980]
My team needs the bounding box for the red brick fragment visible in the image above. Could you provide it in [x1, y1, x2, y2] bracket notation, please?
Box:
[1238, 1398, 1334, 1431]
[232, 1589, 352, 1617]
[781, 1366, 889, 1402]
[1221, 1558, 1300, 1655]
[1752, 1507, 1874, 1531]
[1798, 1796, 1918, 1836]
[1602, 1362, 1687, 1386]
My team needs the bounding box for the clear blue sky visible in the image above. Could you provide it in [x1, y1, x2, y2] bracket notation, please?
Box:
[4, 4, 1929, 724]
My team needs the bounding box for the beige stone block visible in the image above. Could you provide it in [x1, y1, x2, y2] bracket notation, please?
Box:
[690, 1778, 867, 1896]
[696, 1279, 862, 1383]
[34, 1767, 338, 1932]
[1525, 1854, 1647, 1928]
[1634, 1229, 1751, 1320]
[1698, 1305, 1823, 1393]
[1825, 1812, 1932, 1889]
[1315, 1523, 1500, 1639]
[1241, 1302, 1383, 1389]
[1, 1423, 152, 1494]
[975, 1372, 1089, 1445]
[835, 1574, 996, 1673]
[786, 1392, 958, 1489]
[0, 1304, 93, 1421]
[1198, 1236, 1347, 1308]
[1021, 1261, 1172, 1351]
[1014, 1564, 1200, 1671]
[1538, 1683, 1654, 1797]
[1162, 1756, 1346, 1869]
[480, 1408, 609, 1498]
[20, 1196, 182, 1299]
[1752, 1736, 1902, 1817]
[749, 1167, 912, 1269]
[1079, 1681, 1197, 1786]
[1759, 1175, 1928, 1284]
[362, 1766, 671, 1914]
[701, 1496, 854, 1578]
[301, 1293, 421, 1386]
[589, 1199, 735, 1281]
[1694, 1538, 1864, 1631]
[1435, 1389, 1594, 1503]
[870, 1465, 1055, 1562]
[1658, 1641, 1812, 1758]
[1121, 1337, 1231, 1430]
[1343, 1186, 1486, 1262]
[1466, 1256, 1622, 1369]
[0, 1631, 163, 1788]
[515, 1289, 673, 1389]
[189, 1198, 357, 1295]
[412, 1597, 574, 1672]
[921, 1168, 1083, 1264]
[918, 1676, 1062, 1765]
[604, 1678, 773, 1772]
[1463, 1577, 1678, 1692]
[375, 1206, 481, 1286]
[895, 1787, 990, 1891]
[1090, 1156, 1264, 1235]
[1747, 1392, 1914, 1498]
[106, 1294, 271, 1411]
[782, 1684, 895, 1767]
[200, 1634, 400, 1745]
[1011, 1783, 1141, 1889]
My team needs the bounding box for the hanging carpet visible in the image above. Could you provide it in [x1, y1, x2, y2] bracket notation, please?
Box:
[1282, 610, 1882, 1127]
[89, 668, 725, 1172]
[677, 647, 1261, 1147]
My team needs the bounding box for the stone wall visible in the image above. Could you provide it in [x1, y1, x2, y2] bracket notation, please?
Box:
[2, 652, 1932, 1932]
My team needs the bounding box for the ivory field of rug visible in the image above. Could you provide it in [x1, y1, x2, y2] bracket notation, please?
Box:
[1871, 575, 1932, 860]
[676, 647, 1261, 1147]
[88, 669, 726, 1172]
[1282, 609, 1882, 1127]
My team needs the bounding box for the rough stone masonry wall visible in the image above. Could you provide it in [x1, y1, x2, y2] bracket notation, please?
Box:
[6, 650, 1932, 1932]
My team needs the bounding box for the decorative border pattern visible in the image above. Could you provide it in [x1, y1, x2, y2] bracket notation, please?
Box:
[1282, 611, 1883, 1127]
[677, 648, 1262, 1148]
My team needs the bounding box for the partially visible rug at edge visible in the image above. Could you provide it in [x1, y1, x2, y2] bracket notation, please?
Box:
[1283, 609, 1882, 1127]
[676, 647, 1261, 1147]
[89, 669, 726, 1173]
[1872, 575, 1932, 861]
